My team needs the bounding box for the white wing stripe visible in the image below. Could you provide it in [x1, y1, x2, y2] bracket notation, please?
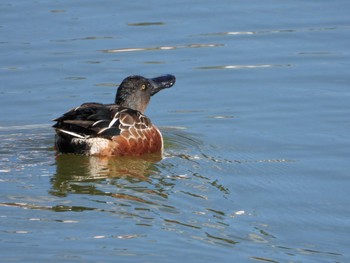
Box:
[108, 117, 119, 128]
[58, 129, 86, 139]
[92, 120, 106, 127]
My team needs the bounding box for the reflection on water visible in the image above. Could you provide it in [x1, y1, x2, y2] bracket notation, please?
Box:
[50, 154, 161, 197]
[55, 154, 161, 181]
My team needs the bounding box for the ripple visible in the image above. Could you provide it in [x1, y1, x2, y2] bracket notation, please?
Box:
[276, 245, 343, 257]
[194, 26, 343, 37]
[250, 256, 278, 263]
[142, 61, 165, 64]
[298, 51, 336, 56]
[64, 76, 86, 80]
[51, 36, 114, 43]
[94, 83, 117, 87]
[197, 64, 292, 70]
[50, 9, 66, 13]
[207, 115, 235, 119]
[194, 31, 255, 36]
[204, 232, 238, 246]
[0, 123, 50, 131]
[127, 22, 165, 26]
[164, 219, 201, 229]
[100, 43, 222, 53]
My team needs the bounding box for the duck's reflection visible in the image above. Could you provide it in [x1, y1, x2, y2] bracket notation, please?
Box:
[50, 153, 163, 197]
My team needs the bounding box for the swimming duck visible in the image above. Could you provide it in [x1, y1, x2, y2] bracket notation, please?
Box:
[53, 74, 176, 156]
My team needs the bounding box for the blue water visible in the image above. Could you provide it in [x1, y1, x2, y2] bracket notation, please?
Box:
[1, 0, 350, 262]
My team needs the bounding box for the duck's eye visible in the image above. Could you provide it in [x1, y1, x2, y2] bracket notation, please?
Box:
[141, 84, 146, 90]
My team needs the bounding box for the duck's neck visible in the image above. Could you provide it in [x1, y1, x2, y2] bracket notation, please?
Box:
[115, 97, 147, 113]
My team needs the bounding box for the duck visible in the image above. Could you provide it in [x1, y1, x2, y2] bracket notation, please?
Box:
[53, 74, 176, 156]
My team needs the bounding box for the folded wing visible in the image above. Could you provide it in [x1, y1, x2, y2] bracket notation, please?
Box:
[53, 103, 151, 140]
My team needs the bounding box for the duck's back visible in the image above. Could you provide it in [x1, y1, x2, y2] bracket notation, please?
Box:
[53, 103, 163, 156]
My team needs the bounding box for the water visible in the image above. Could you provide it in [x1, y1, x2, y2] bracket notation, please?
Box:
[1, 0, 350, 262]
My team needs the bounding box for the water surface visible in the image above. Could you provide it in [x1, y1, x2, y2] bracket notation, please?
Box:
[1, 0, 350, 262]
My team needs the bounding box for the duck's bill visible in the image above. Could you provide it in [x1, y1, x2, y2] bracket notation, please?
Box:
[150, 74, 176, 96]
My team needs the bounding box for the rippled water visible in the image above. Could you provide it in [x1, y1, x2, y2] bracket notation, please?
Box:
[1, 0, 350, 262]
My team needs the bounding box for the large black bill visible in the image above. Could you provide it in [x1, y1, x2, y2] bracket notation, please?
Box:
[150, 74, 176, 96]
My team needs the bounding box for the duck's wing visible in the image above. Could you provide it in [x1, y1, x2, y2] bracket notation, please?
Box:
[53, 103, 152, 140]
[53, 103, 119, 139]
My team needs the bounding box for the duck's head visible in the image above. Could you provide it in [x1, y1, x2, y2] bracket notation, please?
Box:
[115, 74, 176, 113]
